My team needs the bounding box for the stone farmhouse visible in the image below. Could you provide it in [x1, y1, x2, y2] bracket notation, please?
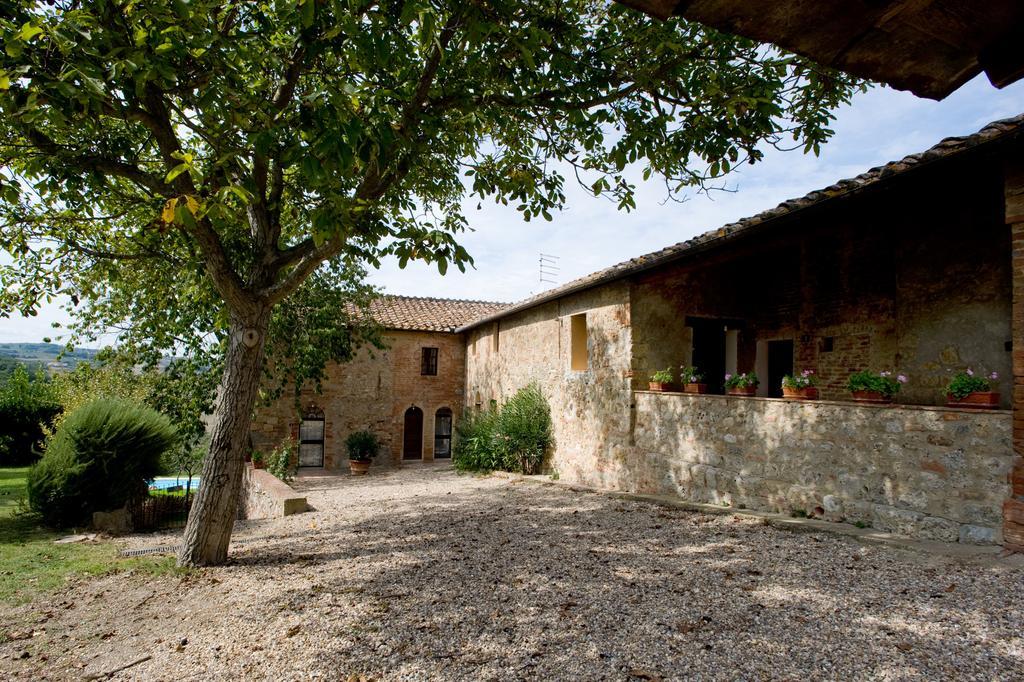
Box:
[252, 115, 1024, 551]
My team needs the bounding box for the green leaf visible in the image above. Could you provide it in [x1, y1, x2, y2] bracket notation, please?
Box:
[165, 163, 190, 183]
[18, 23, 45, 42]
[300, 0, 315, 29]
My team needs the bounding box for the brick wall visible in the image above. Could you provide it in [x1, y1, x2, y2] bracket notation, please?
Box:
[251, 330, 465, 469]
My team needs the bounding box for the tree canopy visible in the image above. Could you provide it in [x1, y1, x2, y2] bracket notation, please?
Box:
[0, 0, 863, 565]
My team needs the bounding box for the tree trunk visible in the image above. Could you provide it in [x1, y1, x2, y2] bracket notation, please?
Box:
[178, 308, 270, 567]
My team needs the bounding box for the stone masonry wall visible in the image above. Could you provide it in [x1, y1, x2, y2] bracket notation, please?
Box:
[633, 392, 1012, 544]
[465, 281, 636, 487]
[251, 330, 465, 468]
[630, 162, 1012, 406]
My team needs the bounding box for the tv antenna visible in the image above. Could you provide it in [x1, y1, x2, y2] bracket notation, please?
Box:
[539, 253, 560, 286]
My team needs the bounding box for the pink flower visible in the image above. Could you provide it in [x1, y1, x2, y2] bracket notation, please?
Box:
[724, 373, 732, 381]
[966, 368, 974, 376]
[897, 374, 908, 383]
[990, 371, 999, 380]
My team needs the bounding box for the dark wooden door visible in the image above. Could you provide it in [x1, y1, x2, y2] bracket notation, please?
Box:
[403, 407, 423, 460]
[767, 339, 794, 398]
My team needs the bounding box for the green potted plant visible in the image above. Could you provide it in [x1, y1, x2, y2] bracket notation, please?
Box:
[648, 368, 674, 392]
[679, 366, 707, 394]
[847, 370, 906, 403]
[251, 450, 266, 470]
[724, 372, 758, 396]
[781, 370, 819, 400]
[346, 430, 381, 475]
[946, 369, 1000, 409]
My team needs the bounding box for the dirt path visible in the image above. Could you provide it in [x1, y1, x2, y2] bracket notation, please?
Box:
[2, 464, 1023, 680]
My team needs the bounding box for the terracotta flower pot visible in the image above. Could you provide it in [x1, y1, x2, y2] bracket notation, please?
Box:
[648, 381, 672, 392]
[727, 386, 756, 396]
[946, 391, 1000, 409]
[851, 390, 892, 404]
[782, 386, 818, 400]
[349, 459, 371, 475]
[684, 382, 708, 394]
[253, 460, 267, 470]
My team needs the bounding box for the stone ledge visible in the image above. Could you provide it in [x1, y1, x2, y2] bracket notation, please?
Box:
[240, 465, 308, 520]
[491, 471, 1024, 567]
[633, 390, 1012, 415]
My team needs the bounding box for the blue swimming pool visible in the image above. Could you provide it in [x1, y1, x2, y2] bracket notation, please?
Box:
[149, 476, 201, 491]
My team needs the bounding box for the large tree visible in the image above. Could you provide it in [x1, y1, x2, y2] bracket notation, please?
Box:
[0, 0, 862, 565]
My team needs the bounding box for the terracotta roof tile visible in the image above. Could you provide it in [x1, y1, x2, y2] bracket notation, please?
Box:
[369, 295, 508, 332]
[458, 113, 1024, 332]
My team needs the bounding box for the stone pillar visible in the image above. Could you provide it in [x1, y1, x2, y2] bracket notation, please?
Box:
[1005, 158, 1024, 551]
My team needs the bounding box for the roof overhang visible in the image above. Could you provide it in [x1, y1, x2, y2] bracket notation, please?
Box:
[616, 0, 1024, 100]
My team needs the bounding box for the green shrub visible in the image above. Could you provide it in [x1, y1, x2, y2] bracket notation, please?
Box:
[453, 405, 501, 472]
[495, 383, 552, 475]
[345, 430, 381, 462]
[454, 383, 552, 475]
[267, 439, 297, 483]
[27, 399, 177, 528]
[0, 366, 61, 466]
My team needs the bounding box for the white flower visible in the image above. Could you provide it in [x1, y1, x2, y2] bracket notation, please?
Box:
[966, 368, 974, 376]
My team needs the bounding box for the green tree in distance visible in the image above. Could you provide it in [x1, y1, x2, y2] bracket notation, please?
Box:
[0, 0, 863, 565]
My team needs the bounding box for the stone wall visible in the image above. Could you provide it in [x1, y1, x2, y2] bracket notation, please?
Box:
[633, 392, 1012, 544]
[630, 161, 1012, 406]
[465, 281, 636, 486]
[251, 329, 466, 468]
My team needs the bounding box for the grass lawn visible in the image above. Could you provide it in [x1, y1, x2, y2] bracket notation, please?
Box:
[0, 467, 188, 607]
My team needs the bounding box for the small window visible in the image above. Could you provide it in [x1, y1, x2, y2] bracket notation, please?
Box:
[492, 322, 500, 353]
[821, 336, 835, 353]
[570, 313, 588, 371]
[421, 347, 438, 375]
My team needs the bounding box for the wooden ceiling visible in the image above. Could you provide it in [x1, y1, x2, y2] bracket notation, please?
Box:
[617, 0, 1024, 100]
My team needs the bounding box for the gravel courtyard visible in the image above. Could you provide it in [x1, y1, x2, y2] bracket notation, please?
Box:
[3, 464, 1024, 681]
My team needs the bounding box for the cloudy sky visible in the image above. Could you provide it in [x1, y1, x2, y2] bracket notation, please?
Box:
[1, 73, 1023, 344]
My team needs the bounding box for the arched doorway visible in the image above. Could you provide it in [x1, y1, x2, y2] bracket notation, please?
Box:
[434, 408, 453, 458]
[403, 406, 423, 460]
[299, 405, 325, 468]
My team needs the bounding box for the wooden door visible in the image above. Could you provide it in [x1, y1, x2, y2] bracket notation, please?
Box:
[403, 407, 423, 460]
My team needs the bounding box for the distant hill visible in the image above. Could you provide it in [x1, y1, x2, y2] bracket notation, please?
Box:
[0, 343, 101, 368]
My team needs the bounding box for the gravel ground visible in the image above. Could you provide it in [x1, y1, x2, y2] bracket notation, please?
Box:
[2, 463, 1023, 681]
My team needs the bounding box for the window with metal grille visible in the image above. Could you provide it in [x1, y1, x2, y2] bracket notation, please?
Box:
[421, 347, 438, 375]
[298, 405, 325, 467]
[434, 408, 453, 458]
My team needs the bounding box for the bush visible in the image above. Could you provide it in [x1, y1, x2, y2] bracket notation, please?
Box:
[455, 383, 552, 475]
[495, 383, 552, 475]
[267, 439, 297, 483]
[345, 430, 381, 462]
[453, 406, 501, 472]
[27, 399, 177, 528]
[0, 366, 61, 466]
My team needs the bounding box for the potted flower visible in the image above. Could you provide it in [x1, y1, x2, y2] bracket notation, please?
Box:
[946, 369, 1000, 409]
[724, 372, 758, 396]
[346, 430, 381, 475]
[781, 370, 819, 400]
[648, 368, 674, 392]
[679, 366, 707, 394]
[251, 450, 267, 470]
[847, 370, 906, 403]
